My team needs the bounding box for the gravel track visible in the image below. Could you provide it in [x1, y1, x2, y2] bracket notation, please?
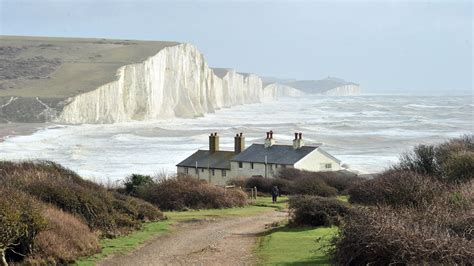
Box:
[99, 210, 287, 266]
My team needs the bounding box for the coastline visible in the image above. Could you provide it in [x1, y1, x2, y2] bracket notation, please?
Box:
[0, 122, 48, 142]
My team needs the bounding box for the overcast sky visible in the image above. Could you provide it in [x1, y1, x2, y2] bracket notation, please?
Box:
[1, 0, 472, 92]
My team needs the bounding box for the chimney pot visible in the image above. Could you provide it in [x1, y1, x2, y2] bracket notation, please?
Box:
[299, 132, 303, 139]
[294, 133, 298, 140]
[270, 130, 273, 139]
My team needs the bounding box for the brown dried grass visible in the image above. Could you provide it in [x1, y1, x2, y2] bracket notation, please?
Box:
[32, 206, 100, 264]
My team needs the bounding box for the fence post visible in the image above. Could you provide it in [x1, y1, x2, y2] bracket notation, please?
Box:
[254, 186, 257, 199]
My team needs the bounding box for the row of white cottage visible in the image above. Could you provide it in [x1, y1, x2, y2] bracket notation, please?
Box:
[176, 131, 342, 186]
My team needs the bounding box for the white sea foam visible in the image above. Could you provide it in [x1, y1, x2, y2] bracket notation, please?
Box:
[0, 94, 472, 181]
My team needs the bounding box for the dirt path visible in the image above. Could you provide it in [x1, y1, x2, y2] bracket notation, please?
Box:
[99, 210, 287, 266]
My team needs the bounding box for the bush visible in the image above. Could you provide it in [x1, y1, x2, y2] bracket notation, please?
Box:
[31, 206, 100, 264]
[278, 168, 361, 193]
[227, 177, 246, 188]
[234, 176, 291, 195]
[0, 187, 47, 265]
[0, 161, 164, 237]
[395, 135, 473, 182]
[140, 177, 247, 211]
[442, 151, 474, 182]
[289, 195, 349, 226]
[290, 177, 338, 197]
[123, 174, 154, 196]
[331, 205, 474, 265]
[348, 170, 443, 207]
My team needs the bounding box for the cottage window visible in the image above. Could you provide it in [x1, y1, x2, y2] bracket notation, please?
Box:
[185, 167, 189, 174]
[195, 168, 199, 174]
[251, 162, 254, 169]
[238, 162, 243, 168]
[212, 169, 215, 176]
[222, 170, 226, 177]
[201, 168, 204, 172]
[325, 163, 332, 169]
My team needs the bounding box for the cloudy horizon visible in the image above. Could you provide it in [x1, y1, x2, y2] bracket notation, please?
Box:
[1, 0, 472, 92]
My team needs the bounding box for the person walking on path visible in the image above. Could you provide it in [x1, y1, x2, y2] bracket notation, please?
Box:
[271, 186, 279, 203]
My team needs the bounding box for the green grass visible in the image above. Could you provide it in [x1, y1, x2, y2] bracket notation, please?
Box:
[256, 226, 338, 265]
[76, 197, 284, 265]
[250, 196, 289, 211]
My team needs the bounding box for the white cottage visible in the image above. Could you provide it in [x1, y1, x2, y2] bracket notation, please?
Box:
[176, 131, 341, 185]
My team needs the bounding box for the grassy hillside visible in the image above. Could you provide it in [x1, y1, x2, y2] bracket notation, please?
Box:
[0, 160, 164, 264]
[0, 36, 179, 98]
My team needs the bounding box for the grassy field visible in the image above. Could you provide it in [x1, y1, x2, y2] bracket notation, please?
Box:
[75, 196, 287, 265]
[256, 226, 338, 265]
[0, 36, 178, 98]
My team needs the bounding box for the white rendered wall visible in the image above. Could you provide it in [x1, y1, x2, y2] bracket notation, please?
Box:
[177, 166, 230, 186]
[293, 149, 341, 172]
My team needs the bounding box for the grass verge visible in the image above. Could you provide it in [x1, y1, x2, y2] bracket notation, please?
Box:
[75, 220, 172, 266]
[256, 225, 338, 265]
[76, 197, 285, 265]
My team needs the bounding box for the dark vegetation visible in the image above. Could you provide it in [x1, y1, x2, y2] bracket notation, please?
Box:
[124, 175, 248, 211]
[289, 195, 349, 227]
[229, 169, 358, 229]
[229, 169, 360, 197]
[331, 136, 474, 265]
[0, 161, 164, 265]
[0, 45, 61, 80]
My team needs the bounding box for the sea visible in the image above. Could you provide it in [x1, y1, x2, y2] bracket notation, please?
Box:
[0, 94, 472, 183]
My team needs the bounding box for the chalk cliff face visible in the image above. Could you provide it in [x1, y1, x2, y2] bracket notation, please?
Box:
[263, 83, 305, 100]
[270, 77, 361, 96]
[321, 84, 361, 96]
[58, 44, 272, 124]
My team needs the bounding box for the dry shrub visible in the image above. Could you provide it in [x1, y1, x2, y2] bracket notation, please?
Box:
[32, 206, 100, 264]
[290, 177, 338, 197]
[334, 178, 474, 264]
[331, 205, 474, 265]
[140, 177, 247, 211]
[0, 161, 164, 237]
[395, 135, 473, 182]
[239, 176, 291, 195]
[0, 186, 47, 264]
[289, 195, 349, 226]
[278, 168, 361, 193]
[348, 170, 443, 207]
[227, 176, 246, 188]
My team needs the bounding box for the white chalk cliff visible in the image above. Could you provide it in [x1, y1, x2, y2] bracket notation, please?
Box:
[263, 83, 305, 100]
[58, 44, 275, 124]
[321, 84, 361, 96]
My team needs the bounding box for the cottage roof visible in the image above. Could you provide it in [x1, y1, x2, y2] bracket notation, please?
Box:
[231, 144, 321, 165]
[176, 150, 235, 170]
